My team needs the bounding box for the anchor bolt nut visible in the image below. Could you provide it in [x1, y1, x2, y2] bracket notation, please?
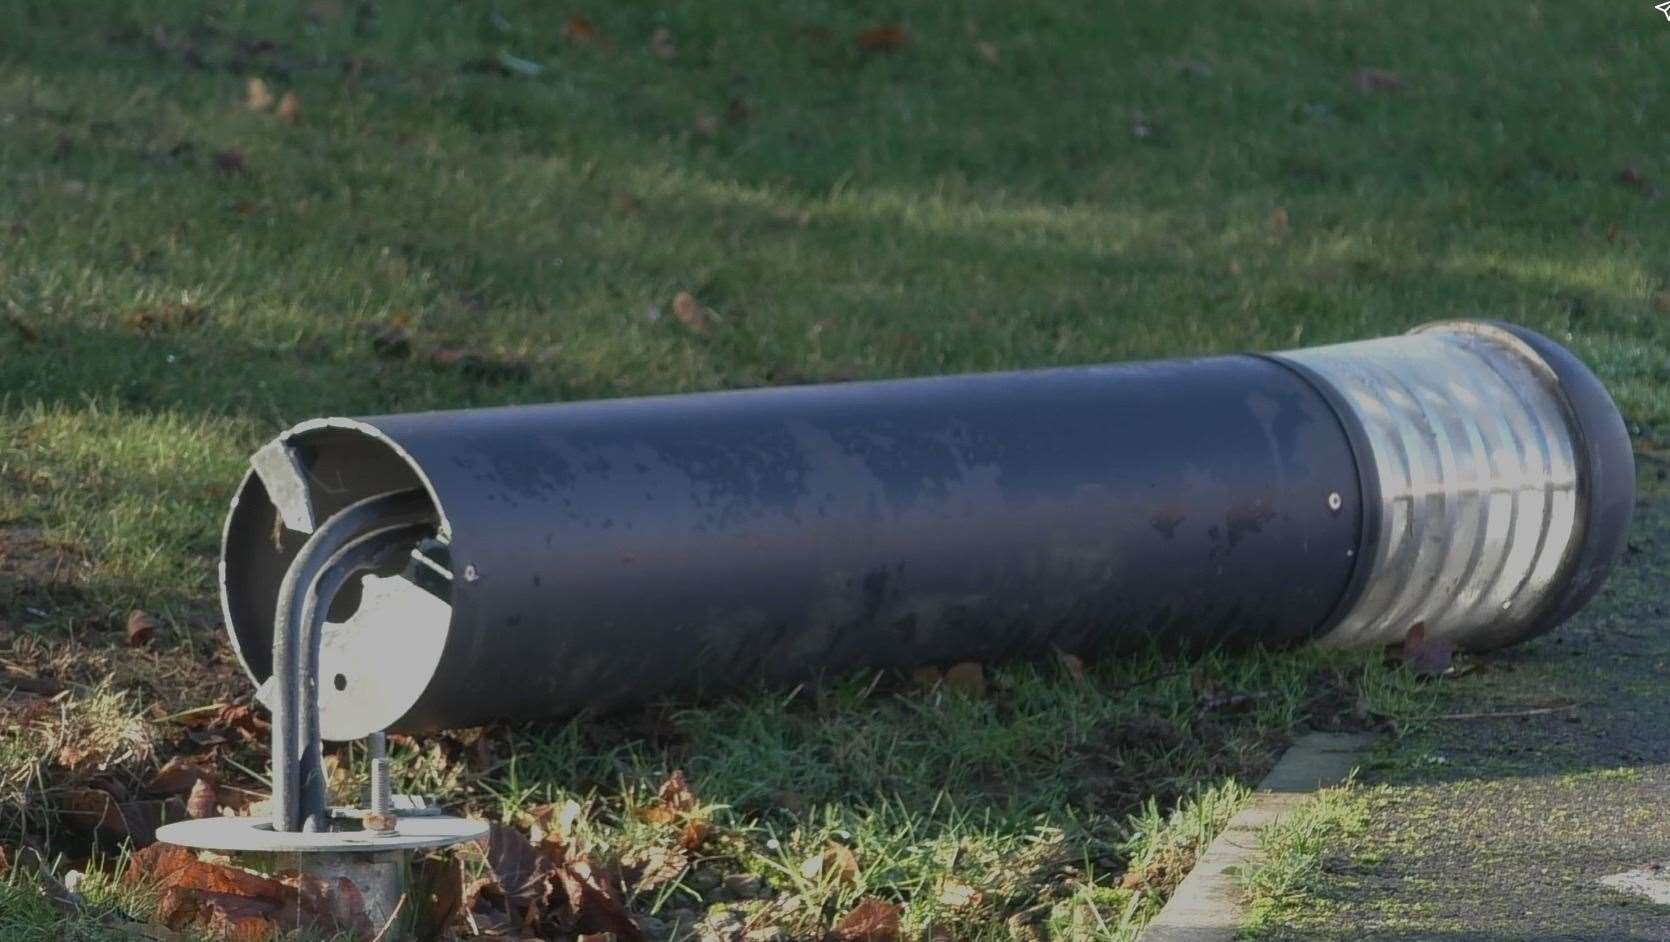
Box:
[364, 811, 399, 834]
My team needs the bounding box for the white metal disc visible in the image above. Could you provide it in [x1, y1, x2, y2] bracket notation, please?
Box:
[156, 813, 487, 854]
[316, 574, 450, 741]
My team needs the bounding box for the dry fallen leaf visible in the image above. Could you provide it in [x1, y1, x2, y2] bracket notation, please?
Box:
[692, 114, 721, 138]
[834, 897, 901, 941]
[424, 346, 532, 384]
[657, 769, 697, 813]
[678, 819, 714, 852]
[367, 323, 412, 359]
[149, 756, 214, 796]
[276, 91, 300, 123]
[64, 791, 185, 846]
[213, 150, 247, 175]
[637, 770, 699, 826]
[305, 0, 345, 23]
[186, 778, 219, 819]
[1651, 290, 1670, 314]
[1057, 651, 1086, 686]
[1268, 206, 1290, 237]
[1350, 67, 1405, 92]
[943, 662, 985, 698]
[1618, 167, 1658, 197]
[551, 858, 643, 939]
[855, 25, 908, 53]
[411, 855, 465, 940]
[937, 878, 981, 909]
[672, 291, 714, 333]
[1196, 676, 1265, 714]
[483, 822, 551, 913]
[800, 842, 860, 885]
[563, 14, 613, 51]
[1392, 621, 1456, 678]
[3, 312, 40, 343]
[245, 77, 274, 111]
[649, 26, 677, 60]
[129, 843, 374, 939]
[974, 40, 1000, 65]
[127, 610, 160, 647]
[624, 845, 688, 895]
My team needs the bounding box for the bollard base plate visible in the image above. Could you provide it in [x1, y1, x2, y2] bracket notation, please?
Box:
[156, 810, 487, 853]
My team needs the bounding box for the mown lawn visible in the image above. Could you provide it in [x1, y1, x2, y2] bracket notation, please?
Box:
[0, 1, 1664, 938]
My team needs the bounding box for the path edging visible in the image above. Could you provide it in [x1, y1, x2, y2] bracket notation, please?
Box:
[1137, 730, 1374, 942]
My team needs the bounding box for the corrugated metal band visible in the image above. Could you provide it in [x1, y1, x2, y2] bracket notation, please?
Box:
[1280, 326, 1582, 649]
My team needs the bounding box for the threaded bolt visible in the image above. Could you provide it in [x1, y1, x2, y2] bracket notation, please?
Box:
[366, 731, 397, 834]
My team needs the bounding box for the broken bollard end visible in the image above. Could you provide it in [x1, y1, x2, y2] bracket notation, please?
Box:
[218, 320, 1632, 734]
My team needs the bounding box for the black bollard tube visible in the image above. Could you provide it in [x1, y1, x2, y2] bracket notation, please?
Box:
[219, 321, 1631, 735]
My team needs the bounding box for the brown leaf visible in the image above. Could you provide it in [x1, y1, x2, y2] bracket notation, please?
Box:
[1392, 621, 1456, 678]
[910, 665, 943, 689]
[305, 1, 345, 23]
[158, 887, 280, 940]
[186, 778, 219, 819]
[213, 150, 247, 175]
[412, 855, 466, 940]
[649, 26, 677, 60]
[974, 40, 999, 65]
[834, 897, 901, 941]
[563, 14, 613, 51]
[801, 842, 860, 885]
[245, 77, 274, 111]
[3, 312, 40, 343]
[1057, 651, 1086, 686]
[210, 702, 269, 742]
[678, 819, 715, 852]
[424, 346, 532, 384]
[149, 756, 213, 797]
[128, 844, 286, 901]
[672, 291, 714, 333]
[656, 769, 697, 813]
[692, 114, 721, 139]
[1350, 67, 1405, 92]
[1652, 291, 1670, 314]
[276, 91, 300, 124]
[1618, 167, 1658, 197]
[551, 858, 643, 939]
[943, 662, 985, 698]
[484, 823, 551, 912]
[127, 609, 160, 647]
[61, 789, 122, 833]
[138, 849, 374, 940]
[366, 323, 412, 359]
[1268, 206, 1290, 237]
[855, 25, 907, 53]
[1196, 678, 1265, 714]
[624, 845, 688, 895]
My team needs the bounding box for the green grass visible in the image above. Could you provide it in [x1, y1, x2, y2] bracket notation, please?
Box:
[1240, 780, 1371, 933]
[1, 0, 1664, 937]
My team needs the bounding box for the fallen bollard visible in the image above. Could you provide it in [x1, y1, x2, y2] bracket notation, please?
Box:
[220, 318, 1633, 732]
[159, 320, 1632, 932]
